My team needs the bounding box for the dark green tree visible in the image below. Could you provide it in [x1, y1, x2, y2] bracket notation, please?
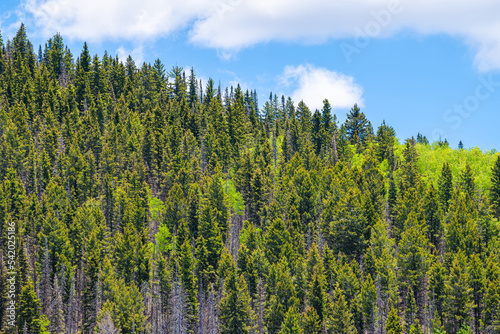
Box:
[490, 156, 500, 218]
[438, 162, 453, 212]
[219, 267, 255, 334]
[344, 104, 372, 148]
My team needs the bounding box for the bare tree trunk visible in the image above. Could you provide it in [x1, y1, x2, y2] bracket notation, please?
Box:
[331, 134, 339, 165]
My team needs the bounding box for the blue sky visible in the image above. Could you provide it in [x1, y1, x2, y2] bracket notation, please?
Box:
[1, 0, 499, 150]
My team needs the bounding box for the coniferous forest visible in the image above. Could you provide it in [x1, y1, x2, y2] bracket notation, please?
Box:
[2, 24, 500, 334]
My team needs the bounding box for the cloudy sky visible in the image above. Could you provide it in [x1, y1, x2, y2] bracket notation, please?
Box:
[1, 0, 499, 149]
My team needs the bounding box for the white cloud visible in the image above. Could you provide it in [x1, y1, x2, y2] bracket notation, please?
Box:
[19, 0, 500, 71]
[281, 64, 363, 111]
[21, 0, 209, 42]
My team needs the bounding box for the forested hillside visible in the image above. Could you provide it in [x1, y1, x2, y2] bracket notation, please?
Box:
[1, 24, 500, 334]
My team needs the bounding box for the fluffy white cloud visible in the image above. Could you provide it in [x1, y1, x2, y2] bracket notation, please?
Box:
[281, 64, 363, 111]
[21, 0, 209, 42]
[190, 0, 500, 71]
[20, 0, 500, 71]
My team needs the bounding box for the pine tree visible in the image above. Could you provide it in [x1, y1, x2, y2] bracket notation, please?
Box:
[308, 266, 327, 324]
[321, 99, 334, 139]
[438, 162, 453, 212]
[404, 286, 417, 333]
[490, 156, 500, 218]
[219, 267, 255, 334]
[482, 253, 500, 330]
[296, 100, 312, 134]
[445, 196, 479, 256]
[468, 253, 484, 334]
[460, 164, 475, 199]
[264, 218, 291, 264]
[312, 110, 323, 156]
[375, 120, 396, 162]
[303, 306, 322, 334]
[428, 258, 446, 320]
[422, 184, 442, 249]
[164, 182, 187, 234]
[18, 279, 49, 333]
[196, 201, 224, 283]
[408, 319, 423, 334]
[227, 84, 247, 159]
[344, 104, 372, 148]
[385, 308, 403, 334]
[400, 139, 420, 190]
[443, 252, 474, 333]
[397, 212, 430, 292]
[360, 274, 377, 333]
[207, 169, 230, 238]
[326, 287, 357, 334]
[177, 239, 199, 331]
[279, 305, 303, 334]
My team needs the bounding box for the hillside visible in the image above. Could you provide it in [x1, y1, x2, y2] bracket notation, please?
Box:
[1, 25, 500, 334]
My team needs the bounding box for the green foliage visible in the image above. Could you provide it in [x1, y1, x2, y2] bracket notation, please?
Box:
[225, 179, 245, 215]
[491, 156, 500, 218]
[386, 308, 403, 334]
[149, 193, 165, 222]
[219, 268, 255, 334]
[155, 223, 173, 254]
[443, 252, 474, 333]
[326, 287, 357, 334]
[18, 280, 49, 334]
[279, 305, 303, 334]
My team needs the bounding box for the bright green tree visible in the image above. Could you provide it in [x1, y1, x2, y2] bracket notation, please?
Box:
[279, 305, 303, 334]
[386, 308, 403, 334]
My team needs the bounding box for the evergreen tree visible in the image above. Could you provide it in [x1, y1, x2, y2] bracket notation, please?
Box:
[344, 104, 372, 148]
[422, 184, 442, 249]
[326, 287, 357, 334]
[483, 253, 500, 330]
[360, 274, 377, 333]
[278, 305, 303, 334]
[18, 279, 49, 333]
[303, 306, 322, 334]
[460, 164, 475, 199]
[428, 258, 446, 320]
[443, 252, 474, 333]
[312, 110, 323, 156]
[219, 267, 255, 334]
[375, 120, 396, 162]
[386, 308, 403, 334]
[438, 162, 453, 212]
[490, 156, 500, 218]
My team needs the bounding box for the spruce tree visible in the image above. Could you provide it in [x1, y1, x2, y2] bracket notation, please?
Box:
[490, 156, 500, 218]
[326, 287, 357, 334]
[438, 162, 453, 212]
[18, 279, 49, 333]
[219, 267, 255, 334]
[443, 252, 474, 333]
[344, 103, 373, 148]
[386, 308, 403, 334]
[279, 305, 303, 334]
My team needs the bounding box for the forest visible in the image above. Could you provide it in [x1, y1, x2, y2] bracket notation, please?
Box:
[0, 24, 500, 334]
